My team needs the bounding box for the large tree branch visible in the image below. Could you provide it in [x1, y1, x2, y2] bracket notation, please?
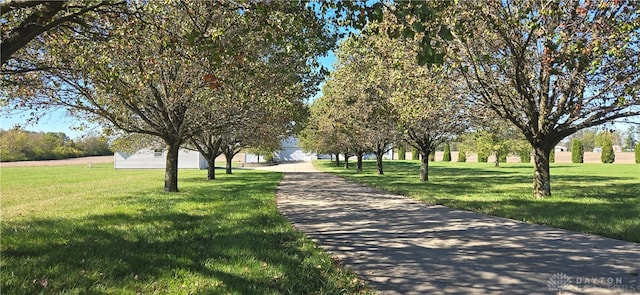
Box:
[2, 1, 124, 65]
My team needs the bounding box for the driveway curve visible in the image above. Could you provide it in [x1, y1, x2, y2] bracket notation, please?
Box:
[258, 162, 640, 294]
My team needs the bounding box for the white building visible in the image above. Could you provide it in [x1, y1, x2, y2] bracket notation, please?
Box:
[115, 136, 314, 168]
[114, 148, 207, 169]
[275, 136, 316, 162]
[245, 136, 316, 163]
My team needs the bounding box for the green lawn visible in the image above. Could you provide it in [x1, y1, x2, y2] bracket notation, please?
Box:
[1, 164, 371, 294]
[315, 160, 640, 243]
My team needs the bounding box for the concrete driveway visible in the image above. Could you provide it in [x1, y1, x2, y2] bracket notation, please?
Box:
[258, 162, 640, 294]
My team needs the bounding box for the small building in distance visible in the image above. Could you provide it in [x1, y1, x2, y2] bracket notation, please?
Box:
[114, 148, 207, 169]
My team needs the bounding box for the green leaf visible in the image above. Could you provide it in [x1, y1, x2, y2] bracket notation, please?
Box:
[372, 3, 383, 21]
[387, 28, 401, 39]
[419, 4, 433, 21]
[412, 21, 424, 33]
[438, 25, 454, 41]
[417, 52, 427, 65]
[433, 52, 445, 64]
[403, 27, 415, 39]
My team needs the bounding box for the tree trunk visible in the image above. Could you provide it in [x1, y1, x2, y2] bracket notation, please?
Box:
[376, 147, 384, 175]
[164, 144, 180, 192]
[420, 151, 430, 182]
[206, 158, 216, 180]
[207, 138, 223, 180]
[343, 153, 350, 169]
[533, 146, 551, 198]
[335, 153, 340, 167]
[356, 153, 363, 173]
[494, 151, 500, 167]
[225, 152, 233, 174]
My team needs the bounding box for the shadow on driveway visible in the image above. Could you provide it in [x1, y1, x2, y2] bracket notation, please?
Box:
[276, 170, 640, 295]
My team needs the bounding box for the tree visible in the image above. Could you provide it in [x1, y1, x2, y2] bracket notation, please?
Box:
[0, 0, 126, 66]
[574, 129, 598, 151]
[299, 90, 350, 168]
[636, 143, 640, 164]
[4, 3, 219, 191]
[571, 139, 584, 163]
[458, 150, 467, 162]
[471, 130, 510, 167]
[75, 134, 112, 156]
[4, 1, 334, 191]
[454, 0, 640, 197]
[393, 63, 470, 181]
[302, 33, 398, 174]
[461, 121, 527, 167]
[411, 147, 420, 160]
[622, 126, 637, 151]
[355, 15, 473, 181]
[518, 150, 531, 163]
[397, 144, 406, 160]
[442, 143, 451, 162]
[0, 128, 85, 161]
[187, 3, 324, 179]
[601, 137, 615, 163]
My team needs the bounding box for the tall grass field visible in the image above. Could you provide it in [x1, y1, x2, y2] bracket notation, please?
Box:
[1, 164, 371, 294]
[315, 160, 640, 243]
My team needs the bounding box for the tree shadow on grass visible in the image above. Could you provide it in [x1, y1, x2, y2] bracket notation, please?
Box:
[1, 171, 360, 294]
[317, 160, 640, 242]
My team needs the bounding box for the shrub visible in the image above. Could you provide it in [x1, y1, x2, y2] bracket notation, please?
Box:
[412, 147, 419, 160]
[398, 145, 406, 160]
[571, 139, 584, 163]
[498, 150, 507, 163]
[518, 149, 531, 163]
[601, 138, 615, 163]
[457, 150, 467, 162]
[443, 143, 451, 162]
[478, 152, 489, 163]
[429, 150, 435, 161]
[636, 143, 640, 164]
[549, 149, 555, 163]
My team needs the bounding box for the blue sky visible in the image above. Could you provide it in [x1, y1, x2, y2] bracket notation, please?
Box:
[0, 108, 87, 138]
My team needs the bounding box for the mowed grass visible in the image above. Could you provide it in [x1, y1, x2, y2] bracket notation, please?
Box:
[315, 160, 640, 243]
[1, 164, 371, 294]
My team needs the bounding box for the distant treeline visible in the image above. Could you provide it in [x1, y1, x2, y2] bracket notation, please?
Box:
[0, 129, 112, 162]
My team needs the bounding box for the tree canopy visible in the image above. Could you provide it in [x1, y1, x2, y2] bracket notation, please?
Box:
[2, 0, 335, 191]
[451, 0, 640, 197]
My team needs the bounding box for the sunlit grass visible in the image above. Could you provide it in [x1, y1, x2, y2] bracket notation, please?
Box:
[1, 164, 372, 294]
[315, 160, 640, 243]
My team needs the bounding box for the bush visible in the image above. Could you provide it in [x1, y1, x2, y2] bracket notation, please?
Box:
[601, 138, 615, 163]
[412, 147, 419, 160]
[518, 149, 531, 163]
[571, 139, 584, 163]
[549, 149, 555, 163]
[429, 150, 435, 161]
[636, 143, 640, 164]
[498, 150, 507, 163]
[457, 151, 467, 162]
[443, 143, 451, 162]
[478, 152, 489, 163]
[398, 145, 406, 160]
[264, 153, 274, 162]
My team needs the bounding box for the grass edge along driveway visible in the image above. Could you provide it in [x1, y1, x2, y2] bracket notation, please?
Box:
[314, 160, 640, 243]
[1, 164, 374, 294]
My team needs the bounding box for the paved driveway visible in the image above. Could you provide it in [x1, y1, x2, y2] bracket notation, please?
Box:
[259, 162, 640, 294]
